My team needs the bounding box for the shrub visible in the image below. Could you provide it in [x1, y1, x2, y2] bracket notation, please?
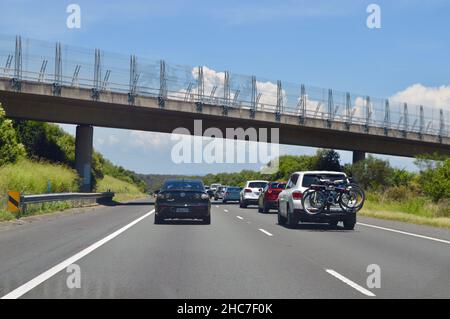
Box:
[348, 155, 393, 190]
[385, 186, 410, 202]
[0, 105, 26, 165]
[419, 158, 450, 202]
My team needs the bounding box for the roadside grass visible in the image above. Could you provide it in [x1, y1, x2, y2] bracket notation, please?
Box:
[95, 175, 147, 202]
[361, 191, 450, 228]
[0, 158, 78, 195]
[0, 159, 79, 221]
[0, 160, 146, 222]
[0, 209, 15, 221]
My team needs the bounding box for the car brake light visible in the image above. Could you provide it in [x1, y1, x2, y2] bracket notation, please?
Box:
[267, 189, 272, 194]
[244, 188, 252, 193]
[292, 191, 302, 200]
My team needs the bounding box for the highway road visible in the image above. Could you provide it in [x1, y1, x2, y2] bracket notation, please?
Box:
[0, 199, 449, 299]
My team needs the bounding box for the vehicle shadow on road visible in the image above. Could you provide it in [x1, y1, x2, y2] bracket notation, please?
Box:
[157, 219, 209, 225]
[101, 200, 155, 206]
[279, 223, 354, 232]
[211, 201, 240, 205]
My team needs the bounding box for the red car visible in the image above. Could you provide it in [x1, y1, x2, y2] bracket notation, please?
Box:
[257, 182, 287, 213]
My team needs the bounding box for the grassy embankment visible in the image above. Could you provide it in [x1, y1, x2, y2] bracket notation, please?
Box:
[361, 190, 450, 228]
[0, 159, 146, 221]
[96, 175, 147, 202]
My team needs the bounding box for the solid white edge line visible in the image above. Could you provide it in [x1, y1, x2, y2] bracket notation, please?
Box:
[236, 216, 244, 220]
[1, 209, 155, 299]
[258, 228, 273, 237]
[357, 222, 450, 245]
[325, 269, 376, 297]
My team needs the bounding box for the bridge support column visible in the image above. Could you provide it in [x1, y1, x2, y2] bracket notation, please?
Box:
[75, 125, 93, 192]
[352, 151, 366, 164]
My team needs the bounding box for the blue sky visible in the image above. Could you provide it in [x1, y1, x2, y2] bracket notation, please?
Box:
[1, 0, 449, 174]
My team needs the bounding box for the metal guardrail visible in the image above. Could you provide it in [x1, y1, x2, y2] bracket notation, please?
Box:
[6, 192, 115, 217]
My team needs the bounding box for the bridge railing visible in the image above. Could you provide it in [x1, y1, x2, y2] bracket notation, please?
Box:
[0, 35, 448, 138]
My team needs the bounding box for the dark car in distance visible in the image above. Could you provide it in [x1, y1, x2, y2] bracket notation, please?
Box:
[258, 182, 286, 213]
[154, 179, 211, 224]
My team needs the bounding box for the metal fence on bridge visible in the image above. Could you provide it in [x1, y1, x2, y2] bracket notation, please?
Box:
[0, 35, 448, 138]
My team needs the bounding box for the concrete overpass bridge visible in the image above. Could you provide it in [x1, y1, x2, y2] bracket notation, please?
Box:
[0, 36, 449, 191]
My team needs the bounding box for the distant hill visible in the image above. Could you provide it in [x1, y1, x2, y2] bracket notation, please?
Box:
[138, 174, 203, 192]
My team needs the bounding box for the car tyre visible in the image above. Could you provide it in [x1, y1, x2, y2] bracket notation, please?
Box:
[154, 215, 164, 224]
[202, 215, 211, 225]
[343, 215, 356, 230]
[278, 212, 286, 225]
[240, 200, 247, 208]
[263, 204, 269, 214]
[286, 213, 296, 228]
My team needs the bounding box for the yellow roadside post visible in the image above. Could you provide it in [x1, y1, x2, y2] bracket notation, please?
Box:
[7, 191, 21, 216]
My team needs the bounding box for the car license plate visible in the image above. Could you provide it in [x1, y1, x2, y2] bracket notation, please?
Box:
[176, 207, 190, 213]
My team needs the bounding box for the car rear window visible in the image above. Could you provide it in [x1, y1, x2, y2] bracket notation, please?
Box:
[270, 182, 286, 189]
[302, 174, 346, 187]
[162, 180, 204, 191]
[248, 182, 267, 188]
[227, 187, 240, 191]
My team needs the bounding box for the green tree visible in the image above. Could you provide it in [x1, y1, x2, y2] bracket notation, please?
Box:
[418, 157, 450, 202]
[314, 149, 342, 171]
[348, 155, 393, 190]
[390, 168, 414, 187]
[0, 105, 26, 165]
[13, 120, 66, 163]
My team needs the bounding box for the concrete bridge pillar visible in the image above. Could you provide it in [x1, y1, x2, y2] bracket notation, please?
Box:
[352, 151, 366, 164]
[75, 125, 93, 192]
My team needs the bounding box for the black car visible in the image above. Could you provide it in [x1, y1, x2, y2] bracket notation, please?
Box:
[154, 179, 211, 224]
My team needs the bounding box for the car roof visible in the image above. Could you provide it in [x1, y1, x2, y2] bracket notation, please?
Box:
[293, 171, 347, 175]
[246, 180, 269, 183]
[164, 179, 203, 183]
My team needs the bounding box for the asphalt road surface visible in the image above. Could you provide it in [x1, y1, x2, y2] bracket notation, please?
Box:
[0, 199, 449, 299]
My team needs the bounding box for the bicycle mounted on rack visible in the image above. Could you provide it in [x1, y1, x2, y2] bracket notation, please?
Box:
[301, 178, 365, 215]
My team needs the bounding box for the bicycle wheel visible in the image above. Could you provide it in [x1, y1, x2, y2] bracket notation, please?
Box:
[340, 186, 365, 212]
[302, 189, 326, 215]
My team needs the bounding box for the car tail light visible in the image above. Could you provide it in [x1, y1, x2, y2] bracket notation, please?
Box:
[267, 189, 273, 194]
[226, 192, 229, 196]
[292, 191, 302, 200]
[158, 192, 172, 199]
[244, 188, 252, 193]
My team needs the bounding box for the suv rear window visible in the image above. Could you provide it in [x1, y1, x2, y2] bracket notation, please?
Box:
[248, 182, 268, 188]
[302, 174, 346, 187]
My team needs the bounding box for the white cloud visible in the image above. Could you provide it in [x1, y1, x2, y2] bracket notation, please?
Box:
[390, 84, 450, 110]
[129, 130, 178, 150]
[108, 135, 119, 145]
[95, 137, 105, 146]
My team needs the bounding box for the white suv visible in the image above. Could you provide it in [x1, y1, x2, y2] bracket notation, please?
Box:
[239, 180, 268, 208]
[277, 171, 356, 229]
